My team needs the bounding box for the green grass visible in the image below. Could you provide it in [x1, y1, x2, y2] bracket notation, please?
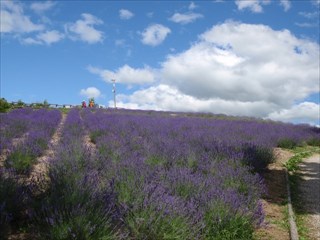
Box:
[284, 146, 319, 172]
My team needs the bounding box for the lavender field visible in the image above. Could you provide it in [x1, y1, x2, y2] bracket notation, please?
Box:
[1, 108, 319, 239]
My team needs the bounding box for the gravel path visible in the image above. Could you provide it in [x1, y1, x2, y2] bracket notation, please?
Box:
[298, 154, 320, 240]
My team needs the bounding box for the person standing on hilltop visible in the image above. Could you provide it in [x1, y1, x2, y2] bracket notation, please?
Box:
[89, 98, 94, 108]
[82, 100, 87, 108]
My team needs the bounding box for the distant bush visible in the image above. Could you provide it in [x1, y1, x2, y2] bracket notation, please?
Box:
[0, 98, 11, 113]
[306, 137, 320, 147]
[277, 138, 298, 149]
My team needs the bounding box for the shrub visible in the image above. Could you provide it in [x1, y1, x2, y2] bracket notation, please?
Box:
[306, 137, 320, 147]
[31, 163, 121, 240]
[242, 145, 274, 171]
[277, 138, 298, 149]
[5, 150, 36, 174]
[204, 201, 254, 240]
[0, 98, 11, 113]
[0, 169, 26, 238]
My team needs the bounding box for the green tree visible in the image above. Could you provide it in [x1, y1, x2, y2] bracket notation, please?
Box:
[0, 98, 11, 112]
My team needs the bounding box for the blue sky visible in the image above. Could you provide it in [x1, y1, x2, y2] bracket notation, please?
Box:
[1, 0, 319, 125]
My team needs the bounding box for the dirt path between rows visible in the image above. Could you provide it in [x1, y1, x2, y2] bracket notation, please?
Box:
[297, 154, 320, 240]
[255, 148, 293, 240]
[27, 113, 67, 187]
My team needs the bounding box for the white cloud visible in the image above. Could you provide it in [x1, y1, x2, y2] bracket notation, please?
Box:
[295, 22, 318, 28]
[141, 24, 171, 46]
[30, 1, 56, 13]
[299, 11, 319, 19]
[22, 37, 42, 45]
[188, 2, 198, 10]
[115, 39, 126, 46]
[37, 30, 64, 44]
[162, 21, 319, 105]
[311, 0, 320, 7]
[65, 13, 103, 44]
[80, 87, 101, 99]
[88, 65, 155, 85]
[147, 12, 154, 18]
[169, 12, 203, 24]
[0, 1, 44, 33]
[235, 0, 271, 13]
[22, 30, 64, 45]
[279, 0, 291, 12]
[267, 102, 320, 124]
[119, 9, 134, 20]
[109, 21, 319, 125]
[114, 84, 279, 117]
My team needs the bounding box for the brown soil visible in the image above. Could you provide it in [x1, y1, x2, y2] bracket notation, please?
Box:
[27, 113, 67, 187]
[254, 148, 294, 240]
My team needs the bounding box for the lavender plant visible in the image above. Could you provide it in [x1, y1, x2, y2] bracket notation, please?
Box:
[0, 169, 27, 238]
[3, 108, 317, 239]
[30, 109, 123, 239]
[4, 109, 61, 174]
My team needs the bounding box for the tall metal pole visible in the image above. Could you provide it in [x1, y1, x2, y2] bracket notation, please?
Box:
[112, 79, 116, 108]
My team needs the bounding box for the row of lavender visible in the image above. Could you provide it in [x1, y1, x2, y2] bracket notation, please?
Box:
[25, 108, 263, 239]
[28, 109, 317, 239]
[0, 108, 62, 173]
[0, 108, 61, 237]
[79, 109, 319, 239]
[1, 108, 318, 239]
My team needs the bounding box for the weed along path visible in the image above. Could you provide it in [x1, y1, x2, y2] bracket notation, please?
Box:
[297, 154, 320, 240]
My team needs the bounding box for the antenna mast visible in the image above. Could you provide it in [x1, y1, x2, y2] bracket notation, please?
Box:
[111, 79, 116, 108]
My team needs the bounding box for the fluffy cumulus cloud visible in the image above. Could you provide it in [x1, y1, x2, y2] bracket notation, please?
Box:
[235, 0, 271, 13]
[30, 1, 56, 14]
[119, 9, 134, 20]
[110, 21, 319, 125]
[141, 24, 171, 46]
[23, 30, 64, 45]
[80, 87, 101, 99]
[115, 84, 278, 117]
[0, 1, 44, 33]
[65, 13, 104, 44]
[88, 65, 155, 85]
[169, 13, 203, 24]
[267, 102, 320, 124]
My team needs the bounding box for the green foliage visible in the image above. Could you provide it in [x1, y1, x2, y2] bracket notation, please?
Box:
[284, 147, 317, 172]
[32, 159, 119, 240]
[277, 138, 297, 149]
[145, 155, 169, 168]
[204, 202, 254, 240]
[126, 207, 193, 240]
[16, 100, 25, 107]
[0, 98, 11, 112]
[0, 172, 25, 237]
[306, 137, 320, 147]
[90, 130, 105, 144]
[43, 100, 49, 108]
[5, 151, 36, 174]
